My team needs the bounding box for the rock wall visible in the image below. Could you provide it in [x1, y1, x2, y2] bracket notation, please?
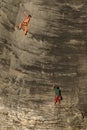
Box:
[0, 0, 87, 130]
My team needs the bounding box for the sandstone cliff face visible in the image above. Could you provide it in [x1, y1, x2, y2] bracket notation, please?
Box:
[0, 0, 87, 130]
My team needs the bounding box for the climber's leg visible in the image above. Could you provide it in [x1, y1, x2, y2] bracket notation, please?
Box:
[54, 96, 57, 106]
[57, 96, 61, 104]
[24, 25, 28, 35]
[54, 96, 61, 106]
[18, 22, 23, 29]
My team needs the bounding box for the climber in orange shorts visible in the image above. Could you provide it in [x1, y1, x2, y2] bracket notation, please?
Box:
[18, 11, 32, 35]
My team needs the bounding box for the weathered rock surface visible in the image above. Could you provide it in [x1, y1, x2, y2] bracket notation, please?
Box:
[0, 0, 87, 130]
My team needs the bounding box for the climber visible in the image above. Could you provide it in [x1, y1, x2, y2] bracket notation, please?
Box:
[53, 84, 62, 106]
[18, 11, 32, 35]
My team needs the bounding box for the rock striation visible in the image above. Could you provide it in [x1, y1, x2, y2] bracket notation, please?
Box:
[0, 0, 87, 130]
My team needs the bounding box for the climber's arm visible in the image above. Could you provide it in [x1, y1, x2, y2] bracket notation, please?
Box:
[53, 84, 55, 88]
[23, 11, 28, 17]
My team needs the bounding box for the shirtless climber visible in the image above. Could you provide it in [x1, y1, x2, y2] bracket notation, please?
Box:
[53, 84, 62, 106]
[18, 11, 32, 35]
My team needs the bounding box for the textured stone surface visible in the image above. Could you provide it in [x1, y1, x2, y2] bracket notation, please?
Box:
[0, 0, 87, 130]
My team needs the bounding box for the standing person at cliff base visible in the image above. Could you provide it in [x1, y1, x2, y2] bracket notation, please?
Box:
[53, 84, 62, 106]
[18, 11, 32, 35]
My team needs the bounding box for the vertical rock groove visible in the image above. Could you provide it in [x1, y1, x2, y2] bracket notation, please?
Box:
[0, 0, 87, 129]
